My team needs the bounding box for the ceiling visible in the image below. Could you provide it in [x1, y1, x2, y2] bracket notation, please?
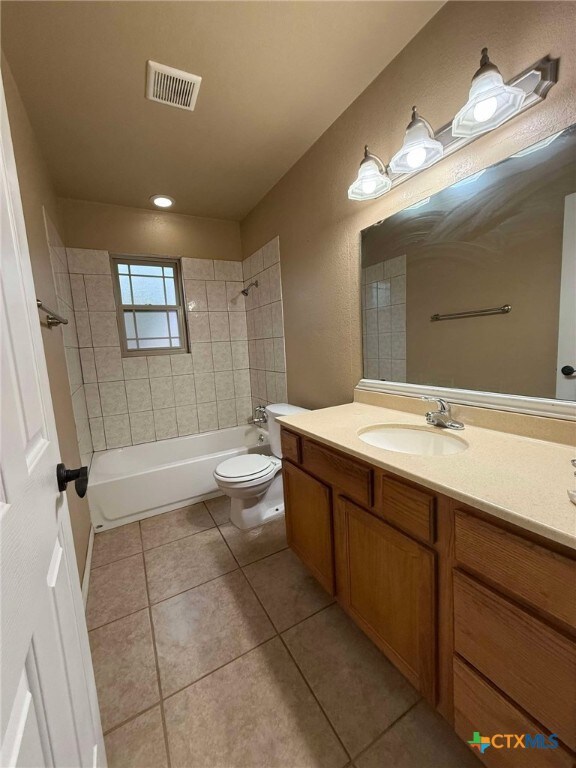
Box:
[1, 1, 443, 221]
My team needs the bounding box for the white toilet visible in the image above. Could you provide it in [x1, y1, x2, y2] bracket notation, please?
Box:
[214, 403, 309, 530]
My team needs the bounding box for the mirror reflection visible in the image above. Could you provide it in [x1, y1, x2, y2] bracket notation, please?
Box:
[361, 124, 576, 401]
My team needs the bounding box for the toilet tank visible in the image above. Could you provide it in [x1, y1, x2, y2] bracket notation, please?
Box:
[265, 403, 309, 458]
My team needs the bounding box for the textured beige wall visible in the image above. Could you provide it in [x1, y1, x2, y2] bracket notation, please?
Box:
[2, 57, 92, 577]
[59, 198, 242, 261]
[240, 1, 576, 409]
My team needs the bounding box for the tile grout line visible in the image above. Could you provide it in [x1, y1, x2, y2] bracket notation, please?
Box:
[138, 520, 173, 768]
[220, 527, 353, 764]
[348, 698, 422, 765]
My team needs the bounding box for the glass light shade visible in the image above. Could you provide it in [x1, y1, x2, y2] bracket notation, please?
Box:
[389, 109, 443, 174]
[348, 157, 391, 201]
[452, 67, 525, 138]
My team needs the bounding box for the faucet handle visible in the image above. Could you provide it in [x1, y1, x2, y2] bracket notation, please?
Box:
[421, 396, 450, 413]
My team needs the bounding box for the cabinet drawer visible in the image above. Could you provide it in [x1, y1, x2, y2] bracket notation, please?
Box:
[454, 571, 576, 751]
[281, 429, 301, 464]
[301, 439, 373, 507]
[455, 510, 576, 628]
[377, 475, 436, 543]
[454, 657, 574, 768]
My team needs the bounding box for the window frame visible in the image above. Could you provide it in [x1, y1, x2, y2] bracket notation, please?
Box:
[110, 253, 189, 357]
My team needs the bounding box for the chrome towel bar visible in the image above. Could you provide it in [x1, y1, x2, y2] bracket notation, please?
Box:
[431, 304, 511, 322]
[37, 298, 68, 327]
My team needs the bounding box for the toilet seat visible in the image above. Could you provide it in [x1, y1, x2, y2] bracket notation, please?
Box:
[214, 454, 279, 485]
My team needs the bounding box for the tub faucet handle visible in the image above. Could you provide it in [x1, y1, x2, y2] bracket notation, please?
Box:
[253, 406, 267, 425]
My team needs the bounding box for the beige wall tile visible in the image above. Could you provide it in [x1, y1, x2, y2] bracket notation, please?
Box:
[94, 347, 124, 382]
[122, 356, 148, 380]
[215, 371, 234, 400]
[89, 311, 120, 347]
[80, 347, 97, 383]
[84, 382, 102, 418]
[214, 260, 243, 282]
[191, 343, 214, 373]
[147, 355, 171, 378]
[194, 373, 216, 402]
[170, 353, 193, 376]
[209, 312, 230, 341]
[176, 405, 199, 436]
[89, 417, 106, 451]
[84, 274, 115, 311]
[76, 311, 93, 347]
[130, 411, 155, 445]
[173, 374, 196, 406]
[217, 399, 237, 428]
[103, 414, 131, 448]
[182, 258, 214, 281]
[188, 312, 211, 343]
[150, 376, 175, 409]
[206, 280, 227, 311]
[184, 279, 208, 312]
[126, 378, 152, 412]
[212, 341, 233, 372]
[67, 248, 111, 275]
[198, 402, 218, 432]
[153, 408, 177, 440]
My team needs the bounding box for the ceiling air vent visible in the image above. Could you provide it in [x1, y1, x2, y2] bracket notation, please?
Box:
[146, 61, 202, 111]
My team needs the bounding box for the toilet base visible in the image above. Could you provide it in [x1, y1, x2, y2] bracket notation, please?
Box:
[229, 473, 285, 530]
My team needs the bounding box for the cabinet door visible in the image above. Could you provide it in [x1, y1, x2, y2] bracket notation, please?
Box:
[335, 496, 436, 701]
[283, 461, 334, 594]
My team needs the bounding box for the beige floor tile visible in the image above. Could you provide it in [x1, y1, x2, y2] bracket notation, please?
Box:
[91, 522, 142, 568]
[140, 502, 214, 550]
[164, 638, 348, 768]
[89, 609, 159, 731]
[283, 605, 420, 757]
[152, 570, 275, 696]
[356, 701, 480, 768]
[104, 706, 168, 768]
[87, 554, 148, 630]
[144, 527, 237, 603]
[244, 548, 333, 631]
[219, 516, 288, 566]
[205, 495, 230, 525]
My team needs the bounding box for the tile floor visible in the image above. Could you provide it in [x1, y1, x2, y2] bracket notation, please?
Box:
[87, 498, 480, 768]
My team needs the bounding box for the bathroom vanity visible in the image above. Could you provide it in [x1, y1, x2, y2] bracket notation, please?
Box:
[279, 402, 576, 766]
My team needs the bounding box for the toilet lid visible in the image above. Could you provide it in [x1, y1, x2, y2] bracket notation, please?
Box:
[215, 454, 274, 481]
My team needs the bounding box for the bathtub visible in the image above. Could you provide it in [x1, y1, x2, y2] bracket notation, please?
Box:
[88, 425, 267, 530]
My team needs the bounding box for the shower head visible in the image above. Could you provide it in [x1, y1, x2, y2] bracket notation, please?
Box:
[241, 280, 258, 296]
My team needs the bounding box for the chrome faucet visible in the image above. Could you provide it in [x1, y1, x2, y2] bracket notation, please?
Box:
[422, 397, 464, 430]
[252, 405, 267, 425]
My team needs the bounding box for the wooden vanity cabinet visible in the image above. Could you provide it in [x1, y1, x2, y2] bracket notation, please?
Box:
[334, 496, 436, 701]
[280, 427, 576, 765]
[283, 460, 334, 594]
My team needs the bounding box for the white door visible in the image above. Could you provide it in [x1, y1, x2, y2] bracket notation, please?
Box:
[0, 79, 105, 766]
[556, 193, 576, 400]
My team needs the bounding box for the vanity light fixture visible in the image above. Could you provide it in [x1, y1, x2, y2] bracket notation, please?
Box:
[348, 146, 392, 201]
[348, 52, 558, 201]
[452, 48, 526, 138]
[389, 107, 443, 173]
[150, 194, 175, 208]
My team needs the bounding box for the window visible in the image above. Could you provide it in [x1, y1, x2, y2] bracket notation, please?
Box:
[111, 256, 187, 355]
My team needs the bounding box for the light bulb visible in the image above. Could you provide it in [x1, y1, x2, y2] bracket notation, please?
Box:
[473, 96, 498, 123]
[150, 194, 175, 208]
[361, 179, 377, 195]
[406, 147, 427, 169]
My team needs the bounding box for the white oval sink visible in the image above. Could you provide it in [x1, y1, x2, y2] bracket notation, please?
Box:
[358, 424, 468, 456]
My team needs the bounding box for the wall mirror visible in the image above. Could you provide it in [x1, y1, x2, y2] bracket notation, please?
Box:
[360, 124, 576, 413]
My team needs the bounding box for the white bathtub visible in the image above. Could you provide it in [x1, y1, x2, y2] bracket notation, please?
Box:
[88, 425, 267, 530]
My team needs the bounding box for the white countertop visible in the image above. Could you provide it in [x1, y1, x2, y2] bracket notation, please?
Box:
[278, 402, 576, 550]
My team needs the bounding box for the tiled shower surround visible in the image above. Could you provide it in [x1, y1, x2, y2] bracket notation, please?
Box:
[65, 238, 286, 451]
[243, 237, 287, 410]
[46, 218, 94, 464]
[362, 255, 406, 382]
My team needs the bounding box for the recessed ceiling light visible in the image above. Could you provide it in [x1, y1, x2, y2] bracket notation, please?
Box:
[150, 195, 175, 208]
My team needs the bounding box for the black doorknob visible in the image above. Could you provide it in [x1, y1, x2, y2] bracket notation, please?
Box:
[561, 365, 576, 376]
[57, 463, 88, 498]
